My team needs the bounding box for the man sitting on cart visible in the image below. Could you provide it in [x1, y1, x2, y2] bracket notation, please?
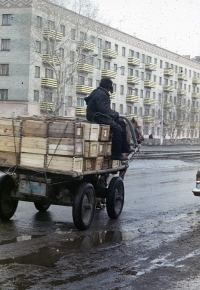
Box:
[84, 77, 134, 161]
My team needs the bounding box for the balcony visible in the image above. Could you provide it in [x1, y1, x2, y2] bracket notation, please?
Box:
[177, 89, 187, 95]
[192, 77, 200, 84]
[77, 63, 94, 73]
[43, 29, 63, 41]
[143, 116, 155, 123]
[126, 95, 139, 103]
[178, 73, 187, 80]
[76, 85, 93, 95]
[164, 101, 173, 108]
[165, 118, 173, 125]
[163, 85, 174, 92]
[126, 114, 138, 120]
[102, 49, 117, 58]
[144, 80, 156, 88]
[164, 68, 174, 76]
[128, 57, 140, 66]
[101, 69, 116, 78]
[42, 54, 61, 65]
[143, 98, 156, 105]
[110, 92, 116, 99]
[41, 78, 57, 88]
[191, 122, 199, 128]
[192, 92, 200, 99]
[176, 104, 186, 110]
[177, 121, 187, 126]
[191, 107, 200, 113]
[145, 63, 157, 71]
[78, 41, 95, 51]
[127, 76, 140, 84]
[76, 107, 86, 116]
[40, 102, 55, 112]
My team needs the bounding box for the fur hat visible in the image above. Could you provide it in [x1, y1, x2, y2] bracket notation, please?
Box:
[99, 78, 113, 93]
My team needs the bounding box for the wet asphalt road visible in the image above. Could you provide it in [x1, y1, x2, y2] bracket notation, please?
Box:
[1, 154, 200, 289]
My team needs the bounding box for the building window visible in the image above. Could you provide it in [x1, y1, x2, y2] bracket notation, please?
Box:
[0, 64, 9, 76]
[120, 104, 123, 114]
[113, 83, 116, 92]
[115, 44, 118, 52]
[140, 90, 143, 98]
[80, 31, 86, 40]
[77, 97, 84, 107]
[35, 66, 40, 78]
[153, 92, 156, 99]
[136, 52, 139, 58]
[71, 28, 76, 40]
[121, 66, 125, 75]
[96, 80, 100, 87]
[147, 56, 152, 63]
[59, 48, 64, 58]
[159, 77, 162, 85]
[114, 63, 117, 72]
[122, 47, 126, 57]
[128, 68, 133, 76]
[154, 75, 156, 82]
[145, 90, 150, 98]
[134, 107, 137, 114]
[112, 103, 116, 110]
[36, 16, 42, 28]
[142, 54, 145, 63]
[105, 41, 111, 49]
[70, 51, 75, 62]
[104, 61, 110, 70]
[127, 105, 132, 114]
[2, 14, 12, 26]
[154, 58, 157, 64]
[97, 59, 101, 69]
[88, 78, 92, 86]
[160, 60, 162, 68]
[48, 20, 55, 30]
[129, 49, 134, 57]
[34, 90, 39, 102]
[146, 73, 151, 80]
[98, 38, 102, 48]
[91, 36, 95, 43]
[35, 41, 41, 53]
[135, 70, 139, 77]
[0, 89, 8, 100]
[128, 87, 133, 94]
[60, 24, 65, 36]
[68, 96, 73, 106]
[139, 107, 143, 116]
[1, 39, 10, 51]
[45, 68, 53, 78]
[120, 85, 124, 94]
[144, 126, 149, 135]
[78, 76, 85, 85]
[141, 72, 144, 80]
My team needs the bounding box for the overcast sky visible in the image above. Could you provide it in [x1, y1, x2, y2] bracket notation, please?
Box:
[92, 0, 200, 58]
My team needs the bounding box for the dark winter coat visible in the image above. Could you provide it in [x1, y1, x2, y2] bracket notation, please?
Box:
[84, 87, 119, 122]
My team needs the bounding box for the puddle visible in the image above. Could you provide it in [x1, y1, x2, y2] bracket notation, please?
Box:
[0, 235, 44, 246]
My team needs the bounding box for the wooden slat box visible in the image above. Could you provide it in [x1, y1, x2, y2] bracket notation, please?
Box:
[0, 136, 20, 152]
[112, 160, 121, 168]
[21, 137, 47, 154]
[98, 142, 106, 156]
[47, 156, 83, 172]
[20, 153, 45, 168]
[22, 120, 48, 137]
[105, 142, 112, 156]
[48, 138, 84, 156]
[0, 151, 19, 165]
[0, 118, 21, 137]
[98, 125, 110, 141]
[81, 123, 100, 141]
[84, 141, 99, 157]
[102, 157, 112, 170]
[48, 122, 83, 139]
[83, 157, 103, 171]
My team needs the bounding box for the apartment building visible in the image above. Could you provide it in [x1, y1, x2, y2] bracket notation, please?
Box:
[1, 0, 200, 140]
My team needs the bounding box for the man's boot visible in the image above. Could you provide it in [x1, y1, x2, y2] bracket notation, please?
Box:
[111, 138, 128, 161]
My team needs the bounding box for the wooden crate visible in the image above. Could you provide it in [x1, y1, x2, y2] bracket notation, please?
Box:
[0, 118, 21, 137]
[104, 142, 112, 156]
[48, 122, 83, 138]
[0, 136, 20, 152]
[0, 151, 19, 165]
[98, 142, 106, 156]
[112, 160, 121, 168]
[98, 125, 110, 141]
[47, 156, 83, 172]
[96, 156, 104, 170]
[102, 157, 112, 170]
[83, 157, 103, 171]
[81, 123, 100, 141]
[21, 137, 47, 154]
[84, 141, 99, 157]
[48, 138, 84, 156]
[22, 120, 48, 137]
[20, 153, 45, 168]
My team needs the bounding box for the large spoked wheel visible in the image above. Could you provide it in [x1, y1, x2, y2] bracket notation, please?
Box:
[106, 177, 124, 219]
[34, 201, 50, 212]
[0, 177, 18, 220]
[72, 182, 95, 230]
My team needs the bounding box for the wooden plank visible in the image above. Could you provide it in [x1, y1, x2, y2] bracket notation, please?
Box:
[21, 137, 47, 154]
[81, 123, 100, 141]
[0, 151, 18, 165]
[0, 118, 21, 137]
[47, 156, 83, 172]
[20, 153, 45, 168]
[48, 138, 84, 156]
[98, 125, 110, 141]
[22, 120, 48, 137]
[48, 122, 83, 138]
[0, 136, 20, 152]
[84, 141, 99, 157]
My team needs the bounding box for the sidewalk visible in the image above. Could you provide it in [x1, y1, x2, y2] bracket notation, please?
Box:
[140, 145, 200, 153]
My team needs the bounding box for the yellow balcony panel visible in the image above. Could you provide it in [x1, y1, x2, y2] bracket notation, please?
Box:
[77, 63, 94, 73]
[76, 85, 93, 95]
[102, 49, 117, 58]
[191, 107, 200, 113]
[144, 98, 156, 105]
[78, 41, 95, 51]
[177, 89, 187, 95]
[191, 122, 199, 128]
[164, 101, 173, 108]
[144, 80, 156, 88]
[192, 92, 200, 99]
[128, 57, 140, 66]
[143, 116, 155, 123]
[127, 76, 140, 84]
[42, 54, 61, 65]
[165, 119, 172, 125]
[101, 69, 116, 78]
[163, 85, 174, 92]
[126, 95, 139, 103]
[76, 107, 86, 116]
[43, 29, 63, 41]
[40, 102, 55, 112]
[126, 114, 138, 120]
[178, 73, 187, 80]
[41, 78, 57, 88]
[110, 92, 116, 99]
[177, 120, 187, 126]
[192, 77, 200, 84]
[164, 68, 174, 76]
[176, 105, 186, 110]
[145, 63, 157, 71]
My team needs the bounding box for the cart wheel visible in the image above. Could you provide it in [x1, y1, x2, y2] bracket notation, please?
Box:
[106, 177, 124, 219]
[0, 177, 18, 220]
[34, 201, 50, 212]
[72, 182, 95, 230]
